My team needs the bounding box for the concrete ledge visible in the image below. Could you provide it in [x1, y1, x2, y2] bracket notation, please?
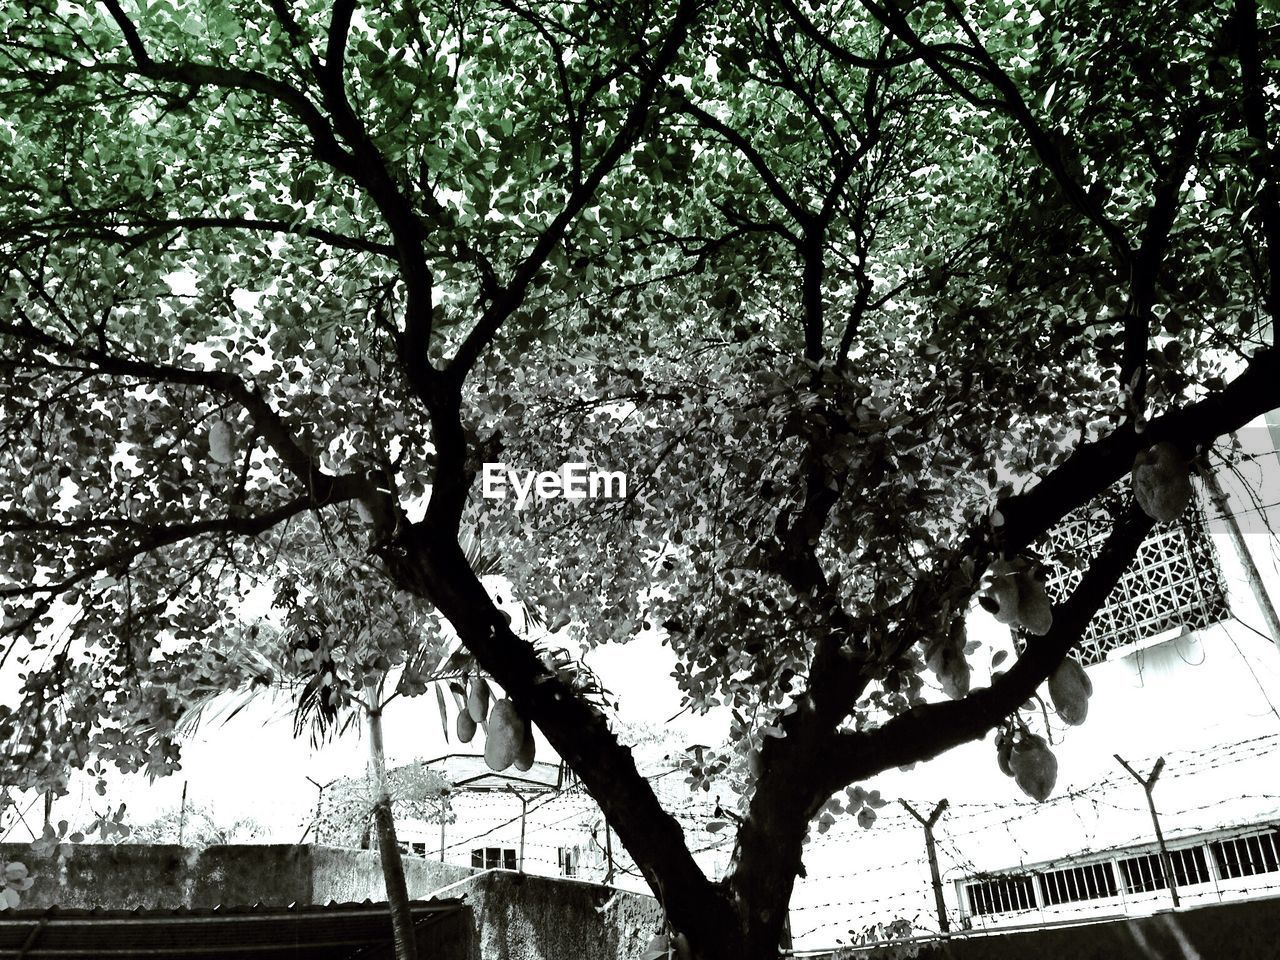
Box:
[0, 843, 661, 960]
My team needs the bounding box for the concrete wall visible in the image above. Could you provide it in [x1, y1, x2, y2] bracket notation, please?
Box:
[839, 896, 1280, 960]
[0, 843, 662, 960]
[12, 842, 1280, 960]
[0, 842, 314, 910]
[308, 848, 663, 960]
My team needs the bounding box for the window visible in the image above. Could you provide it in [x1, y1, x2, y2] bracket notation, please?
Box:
[1210, 831, 1280, 879]
[558, 846, 580, 878]
[471, 847, 517, 870]
[1038, 862, 1118, 906]
[964, 875, 1037, 916]
[1118, 848, 1211, 893]
[964, 825, 1280, 921]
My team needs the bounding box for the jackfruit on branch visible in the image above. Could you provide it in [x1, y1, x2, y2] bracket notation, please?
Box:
[1047, 657, 1093, 726]
[467, 676, 491, 723]
[208, 420, 234, 464]
[483, 698, 525, 772]
[1131, 440, 1192, 521]
[1010, 734, 1057, 802]
[979, 557, 1053, 635]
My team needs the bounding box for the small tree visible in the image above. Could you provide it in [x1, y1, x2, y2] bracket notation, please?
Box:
[312, 763, 454, 849]
[127, 801, 267, 847]
[167, 523, 461, 960]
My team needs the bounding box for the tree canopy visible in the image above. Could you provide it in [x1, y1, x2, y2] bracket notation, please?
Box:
[1, 0, 1278, 957]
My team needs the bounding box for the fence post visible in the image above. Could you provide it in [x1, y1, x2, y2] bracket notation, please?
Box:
[1204, 468, 1280, 649]
[438, 794, 447, 862]
[517, 793, 529, 872]
[604, 820, 615, 885]
[1116, 755, 1179, 908]
[900, 799, 951, 933]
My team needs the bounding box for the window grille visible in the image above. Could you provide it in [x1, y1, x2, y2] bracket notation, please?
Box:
[1210, 831, 1280, 879]
[963, 826, 1278, 919]
[1038, 861, 1118, 905]
[1118, 847, 1211, 893]
[964, 875, 1038, 916]
[471, 847, 517, 870]
[1032, 491, 1228, 665]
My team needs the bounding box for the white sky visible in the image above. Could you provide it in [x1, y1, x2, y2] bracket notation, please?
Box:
[0, 625, 728, 839]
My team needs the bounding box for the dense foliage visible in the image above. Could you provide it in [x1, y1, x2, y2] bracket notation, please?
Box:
[1, 0, 1278, 956]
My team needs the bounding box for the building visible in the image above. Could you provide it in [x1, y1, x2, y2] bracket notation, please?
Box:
[392, 754, 732, 892]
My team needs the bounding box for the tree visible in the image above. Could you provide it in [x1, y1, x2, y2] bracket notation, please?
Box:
[169, 523, 466, 960]
[164, 520, 557, 958]
[127, 800, 267, 846]
[310, 763, 455, 849]
[1, 1, 1278, 958]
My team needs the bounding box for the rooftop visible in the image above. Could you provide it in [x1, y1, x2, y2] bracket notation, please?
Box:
[0, 899, 468, 960]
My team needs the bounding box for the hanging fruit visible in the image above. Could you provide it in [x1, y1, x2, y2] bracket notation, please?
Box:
[995, 730, 1014, 777]
[1132, 441, 1192, 521]
[979, 557, 1053, 635]
[513, 720, 536, 771]
[484, 699, 526, 772]
[467, 676, 491, 724]
[457, 710, 477, 744]
[1047, 657, 1093, 726]
[208, 420, 234, 464]
[921, 640, 967, 701]
[1009, 734, 1057, 802]
[982, 562, 1021, 626]
[1014, 571, 1053, 635]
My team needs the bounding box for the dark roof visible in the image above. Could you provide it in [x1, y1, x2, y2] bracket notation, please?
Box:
[0, 899, 467, 960]
[421, 754, 567, 794]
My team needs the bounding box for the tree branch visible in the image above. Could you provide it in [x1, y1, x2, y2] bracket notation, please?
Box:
[393, 527, 739, 945]
[773, 0, 922, 70]
[300, 0, 439, 405]
[1122, 103, 1208, 396]
[0, 311, 362, 501]
[672, 93, 812, 227]
[0, 496, 331, 602]
[446, 0, 703, 379]
[818, 502, 1155, 797]
[760, 345, 1280, 816]
[858, 0, 1132, 265]
[126, 215, 397, 257]
[1236, 0, 1280, 344]
[98, 0, 359, 176]
[18, 212, 397, 258]
[998, 345, 1280, 557]
[0, 494, 335, 663]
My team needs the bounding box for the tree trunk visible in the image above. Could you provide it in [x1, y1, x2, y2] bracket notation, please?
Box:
[392, 525, 744, 945]
[723, 721, 829, 960]
[372, 799, 417, 960]
[366, 691, 418, 960]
